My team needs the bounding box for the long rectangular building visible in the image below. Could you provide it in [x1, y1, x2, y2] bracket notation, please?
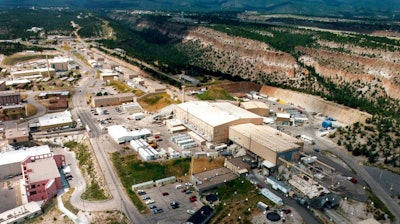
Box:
[229, 123, 303, 167]
[175, 101, 263, 144]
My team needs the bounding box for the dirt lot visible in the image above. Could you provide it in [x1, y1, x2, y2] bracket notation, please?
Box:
[191, 157, 225, 174]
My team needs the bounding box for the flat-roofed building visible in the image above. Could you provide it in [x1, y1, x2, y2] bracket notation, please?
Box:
[0, 202, 42, 223]
[0, 145, 51, 180]
[100, 69, 119, 81]
[175, 101, 263, 144]
[5, 123, 30, 145]
[22, 153, 65, 202]
[192, 167, 238, 193]
[229, 123, 303, 167]
[91, 93, 135, 108]
[147, 83, 166, 93]
[38, 110, 73, 131]
[276, 112, 291, 125]
[11, 68, 56, 80]
[0, 91, 21, 106]
[122, 103, 142, 115]
[224, 156, 251, 175]
[240, 101, 270, 116]
[108, 125, 152, 144]
[48, 57, 73, 71]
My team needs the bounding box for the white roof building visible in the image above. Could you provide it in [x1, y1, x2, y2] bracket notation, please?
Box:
[108, 125, 152, 144]
[176, 101, 261, 128]
[38, 110, 73, 129]
[0, 202, 42, 223]
[0, 145, 51, 179]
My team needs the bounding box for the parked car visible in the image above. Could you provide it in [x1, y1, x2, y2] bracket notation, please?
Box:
[142, 196, 151, 200]
[281, 208, 291, 214]
[187, 209, 195, 215]
[152, 208, 163, 214]
[137, 190, 146, 195]
[170, 201, 180, 209]
[145, 200, 155, 205]
[185, 190, 193, 195]
[190, 197, 197, 202]
[162, 192, 169, 196]
[149, 205, 157, 209]
[347, 177, 358, 184]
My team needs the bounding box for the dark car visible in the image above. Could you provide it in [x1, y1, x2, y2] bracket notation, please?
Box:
[152, 208, 163, 214]
[137, 190, 146, 195]
[170, 201, 180, 209]
[256, 184, 263, 189]
[149, 205, 157, 209]
[190, 197, 197, 202]
[347, 177, 358, 184]
[162, 192, 169, 196]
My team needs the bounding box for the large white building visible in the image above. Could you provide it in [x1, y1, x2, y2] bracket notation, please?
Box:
[108, 125, 152, 144]
[38, 110, 73, 131]
[174, 101, 263, 144]
[0, 145, 51, 179]
[11, 68, 56, 80]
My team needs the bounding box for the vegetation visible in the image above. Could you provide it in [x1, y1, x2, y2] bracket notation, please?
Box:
[366, 188, 395, 221]
[197, 87, 235, 101]
[106, 80, 132, 93]
[210, 177, 275, 224]
[138, 92, 179, 112]
[331, 116, 400, 171]
[64, 141, 109, 201]
[111, 152, 190, 211]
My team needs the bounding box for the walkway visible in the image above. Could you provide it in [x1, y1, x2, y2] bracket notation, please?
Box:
[57, 189, 88, 224]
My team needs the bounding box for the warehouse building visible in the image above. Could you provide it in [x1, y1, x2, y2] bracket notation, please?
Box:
[229, 123, 303, 168]
[175, 101, 263, 144]
[240, 101, 270, 116]
[11, 68, 56, 80]
[5, 123, 30, 145]
[37, 110, 73, 131]
[108, 125, 151, 144]
[91, 93, 135, 107]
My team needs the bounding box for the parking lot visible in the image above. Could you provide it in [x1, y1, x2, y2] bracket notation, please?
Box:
[138, 183, 204, 223]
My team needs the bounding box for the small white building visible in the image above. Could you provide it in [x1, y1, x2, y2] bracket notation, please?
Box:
[108, 125, 151, 144]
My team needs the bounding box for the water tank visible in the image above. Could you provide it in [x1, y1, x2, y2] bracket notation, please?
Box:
[322, 120, 332, 128]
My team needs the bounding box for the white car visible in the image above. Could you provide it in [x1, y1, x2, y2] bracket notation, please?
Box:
[145, 200, 155, 205]
[187, 209, 195, 215]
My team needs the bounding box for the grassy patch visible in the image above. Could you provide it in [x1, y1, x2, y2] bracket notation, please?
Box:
[366, 189, 395, 221]
[138, 92, 178, 112]
[62, 45, 71, 51]
[72, 52, 89, 66]
[62, 188, 80, 214]
[3, 54, 52, 65]
[106, 80, 132, 93]
[197, 87, 235, 101]
[132, 89, 145, 97]
[26, 103, 38, 117]
[64, 141, 109, 201]
[210, 177, 275, 224]
[111, 152, 190, 212]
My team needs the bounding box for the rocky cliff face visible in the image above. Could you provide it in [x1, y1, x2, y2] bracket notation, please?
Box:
[179, 27, 307, 83]
[176, 26, 400, 102]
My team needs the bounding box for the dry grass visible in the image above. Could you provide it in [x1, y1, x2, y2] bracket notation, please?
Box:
[191, 157, 225, 174]
[138, 92, 179, 112]
[26, 103, 38, 116]
[107, 80, 132, 93]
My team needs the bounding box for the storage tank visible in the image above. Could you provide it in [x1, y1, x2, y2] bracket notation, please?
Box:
[322, 120, 332, 128]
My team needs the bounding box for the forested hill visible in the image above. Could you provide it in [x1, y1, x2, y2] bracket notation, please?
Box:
[1, 0, 400, 19]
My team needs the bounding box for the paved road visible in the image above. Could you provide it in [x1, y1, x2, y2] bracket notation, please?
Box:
[69, 51, 148, 224]
[313, 133, 400, 223]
